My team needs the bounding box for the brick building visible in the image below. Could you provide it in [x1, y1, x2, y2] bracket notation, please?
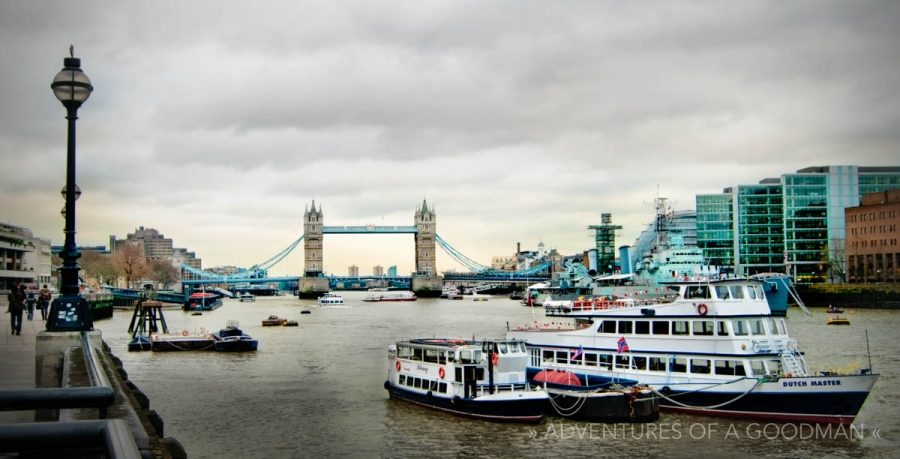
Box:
[845, 190, 900, 283]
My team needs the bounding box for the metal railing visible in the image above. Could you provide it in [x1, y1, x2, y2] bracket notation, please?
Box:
[0, 331, 140, 457]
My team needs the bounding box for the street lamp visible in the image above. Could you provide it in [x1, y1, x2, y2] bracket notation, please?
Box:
[47, 46, 94, 332]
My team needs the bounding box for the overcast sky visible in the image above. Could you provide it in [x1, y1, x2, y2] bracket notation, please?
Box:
[1, 1, 898, 276]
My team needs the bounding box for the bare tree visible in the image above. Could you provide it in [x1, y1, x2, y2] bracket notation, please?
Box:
[147, 259, 179, 290]
[825, 238, 848, 284]
[114, 243, 146, 289]
[80, 251, 117, 287]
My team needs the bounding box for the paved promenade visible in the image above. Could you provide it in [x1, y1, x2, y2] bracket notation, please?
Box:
[0, 297, 41, 424]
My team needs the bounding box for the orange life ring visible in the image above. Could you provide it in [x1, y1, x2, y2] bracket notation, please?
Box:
[395, 360, 401, 371]
[182, 329, 189, 337]
[438, 367, 445, 379]
[491, 352, 499, 367]
[697, 304, 709, 316]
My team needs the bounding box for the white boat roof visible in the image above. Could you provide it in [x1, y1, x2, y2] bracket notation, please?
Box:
[594, 273, 634, 281]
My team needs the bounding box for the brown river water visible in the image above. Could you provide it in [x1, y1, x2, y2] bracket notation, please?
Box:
[98, 292, 899, 458]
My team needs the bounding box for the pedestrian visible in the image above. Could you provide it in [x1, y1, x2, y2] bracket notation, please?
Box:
[38, 284, 52, 320]
[25, 291, 36, 321]
[6, 284, 26, 335]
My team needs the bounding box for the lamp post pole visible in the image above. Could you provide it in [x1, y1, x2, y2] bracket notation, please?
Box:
[48, 47, 94, 332]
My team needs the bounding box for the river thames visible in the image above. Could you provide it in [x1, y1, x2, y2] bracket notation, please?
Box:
[98, 293, 898, 458]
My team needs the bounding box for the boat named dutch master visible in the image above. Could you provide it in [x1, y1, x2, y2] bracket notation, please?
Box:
[508, 278, 877, 425]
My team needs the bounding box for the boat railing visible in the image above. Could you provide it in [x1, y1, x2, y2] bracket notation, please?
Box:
[546, 297, 662, 314]
[473, 383, 530, 396]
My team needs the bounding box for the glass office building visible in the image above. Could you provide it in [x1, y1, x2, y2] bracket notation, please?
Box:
[697, 165, 900, 283]
[696, 192, 734, 270]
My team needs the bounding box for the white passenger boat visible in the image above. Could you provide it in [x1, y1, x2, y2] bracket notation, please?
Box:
[385, 338, 549, 422]
[316, 292, 344, 306]
[507, 278, 878, 425]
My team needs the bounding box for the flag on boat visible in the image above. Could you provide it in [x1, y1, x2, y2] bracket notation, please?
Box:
[570, 346, 583, 360]
[617, 337, 629, 353]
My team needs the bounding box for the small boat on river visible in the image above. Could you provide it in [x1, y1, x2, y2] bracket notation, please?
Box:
[211, 321, 258, 352]
[262, 315, 288, 326]
[826, 316, 851, 326]
[183, 291, 223, 311]
[317, 292, 344, 306]
[385, 338, 549, 422]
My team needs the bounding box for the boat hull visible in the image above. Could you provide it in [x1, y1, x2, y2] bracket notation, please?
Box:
[546, 389, 659, 423]
[384, 382, 545, 423]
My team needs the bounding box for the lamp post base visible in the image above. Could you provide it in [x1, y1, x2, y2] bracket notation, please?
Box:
[46, 294, 94, 332]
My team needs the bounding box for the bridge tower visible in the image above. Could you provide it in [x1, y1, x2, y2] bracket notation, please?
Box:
[412, 199, 443, 297]
[299, 200, 329, 297]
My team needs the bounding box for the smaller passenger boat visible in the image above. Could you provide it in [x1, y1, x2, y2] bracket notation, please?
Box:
[363, 291, 417, 302]
[300, 310, 312, 315]
[827, 305, 844, 314]
[385, 338, 549, 422]
[210, 321, 258, 352]
[317, 292, 344, 306]
[262, 315, 287, 326]
[283, 320, 299, 327]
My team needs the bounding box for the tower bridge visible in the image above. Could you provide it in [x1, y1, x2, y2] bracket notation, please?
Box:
[179, 199, 551, 298]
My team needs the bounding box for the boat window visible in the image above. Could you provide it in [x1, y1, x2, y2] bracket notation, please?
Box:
[648, 357, 667, 372]
[690, 359, 711, 374]
[475, 368, 485, 380]
[731, 320, 749, 336]
[598, 320, 617, 334]
[398, 346, 412, 359]
[717, 321, 729, 336]
[412, 348, 423, 361]
[598, 354, 612, 370]
[399, 375, 406, 385]
[430, 380, 439, 391]
[414, 377, 422, 388]
[750, 360, 766, 376]
[754, 286, 766, 299]
[635, 321, 650, 335]
[618, 321, 633, 334]
[455, 367, 462, 382]
[692, 320, 714, 336]
[767, 360, 783, 376]
[776, 319, 787, 335]
[652, 321, 669, 335]
[715, 286, 731, 300]
[729, 286, 744, 299]
[556, 351, 568, 364]
[499, 343, 508, 354]
[424, 349, 439, 363]
[632, 356, 647, 370]
[542, 350, 554, 363]
[672, 321, 689, 335]
[715, 360, 741, 376]
[460, 350, 473, 363]
[747, 286, 757, 300]
[749, 319, 765, 336]
[447, 351, 457, 363]
[615, 355, 630, 369]
[519, 342, 527, 353]
[686, 286, 710, 299]
[671, 357, 688, 373]
[766, 318, 778, 336]
[584, 353, 598, 366]
[439, 382, 447, 394]
[473, 351, 483, 363]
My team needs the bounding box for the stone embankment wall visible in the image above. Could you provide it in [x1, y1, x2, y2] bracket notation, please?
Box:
[796, 284, 900, 308]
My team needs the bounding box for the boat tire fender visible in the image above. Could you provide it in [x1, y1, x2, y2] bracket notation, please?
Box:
[451, 395, 460, 406]
[697, 304, 708, 316]
[660, 386, 672, 395]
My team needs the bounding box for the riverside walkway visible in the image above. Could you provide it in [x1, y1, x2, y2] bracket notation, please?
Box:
[0, 296, 184, 458]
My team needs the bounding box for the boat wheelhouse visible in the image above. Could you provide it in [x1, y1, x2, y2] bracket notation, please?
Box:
[385, 338, 548, 422]
[508, 278, 878, 425]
